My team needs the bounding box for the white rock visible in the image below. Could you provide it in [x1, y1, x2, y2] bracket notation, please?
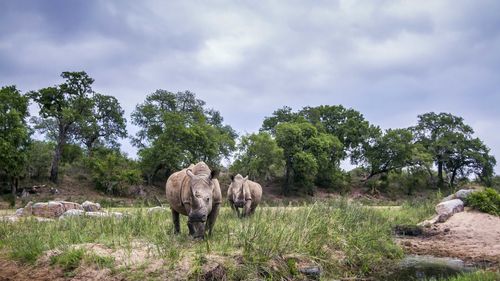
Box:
[82, 201, 101, 212]
[0, 216, 19, 222]
[417, 215, 440, 227]
[59, 209, 85, 219]
[59, 201, 83, 211]
[435, 199, 464, 222]
[85, 211, 123, 219]
[147, 206, 168, 214]
[440, 194, 456, 203]
[455, 189, 477, 201]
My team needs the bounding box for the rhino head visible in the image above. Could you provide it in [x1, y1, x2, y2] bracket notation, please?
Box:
[186, 167, 217, 238]
[230, 174, 248, 208]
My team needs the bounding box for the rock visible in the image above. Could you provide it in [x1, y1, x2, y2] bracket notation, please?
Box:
[33, 217, 55, 222]
[15, 208, 24, 216]
[417, 215, 440, 227]
[440, 194, 456, 203]
[0, 216, 19, 222]
[23, 201, 33, 216]
[455, 189, 477, 201]
[85, 211, 123, 219]
[82, 201, 101, 212]
[147, 206, 168, 214]
[31, 201, 65, 218]
[298, 266, 321, 280]
[59, 201, 83, 211]
[59, 209, 85, 219]
[435, 199, 464, 222]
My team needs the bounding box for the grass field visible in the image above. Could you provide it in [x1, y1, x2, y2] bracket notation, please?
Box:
[0, 199, 443, 280]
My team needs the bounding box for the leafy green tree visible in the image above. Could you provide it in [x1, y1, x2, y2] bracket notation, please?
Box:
[230, 132, 284, 182]
[444, 133, 496, 186]
[131, 90, 236, 184]
[413, 112, 495, 187]
[76, 93, 127, 154]
[0, 86, 30, 195]
[261, 106, 303, 135]
[30, 72, 95, 182]
[300, 105, 379, 163]
[25, 140, 54, 179]
[360, 128, 431, 180]
[275, 122, 343, 195]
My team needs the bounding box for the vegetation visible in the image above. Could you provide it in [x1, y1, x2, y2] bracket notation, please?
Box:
[30, 72, 127, 183]
[0, 200, 434, 279]
[465, 188, 500, 216]
[0, 86, 30, 195]
[131, 90, 237, 184]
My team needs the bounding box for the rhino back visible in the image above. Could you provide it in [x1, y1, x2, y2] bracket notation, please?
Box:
[248, 180, 263, 206]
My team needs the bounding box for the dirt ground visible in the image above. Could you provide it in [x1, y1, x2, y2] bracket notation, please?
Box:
[397, 210, 500, 268]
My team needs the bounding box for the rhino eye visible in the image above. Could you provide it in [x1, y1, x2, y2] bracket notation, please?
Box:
[205, 198, 210, 202]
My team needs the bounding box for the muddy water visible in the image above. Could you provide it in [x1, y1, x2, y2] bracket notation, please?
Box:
[386, 255, 474, 280]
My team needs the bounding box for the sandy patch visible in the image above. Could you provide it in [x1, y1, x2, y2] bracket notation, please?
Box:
[397, 211, 500, 267]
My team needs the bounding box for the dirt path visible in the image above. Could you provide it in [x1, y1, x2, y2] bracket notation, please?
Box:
[397, 211, 500, 268]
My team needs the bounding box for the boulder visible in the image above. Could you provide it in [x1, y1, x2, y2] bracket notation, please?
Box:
[85, 211, 123, 219]
[417, 215, 440, 227]
[455, 189, 477, 201]
[0, 216, 19, 222]
[59, 201, 83, 211]
[440, 194, 456, 203]
[435, 199, 464, 222]
[147, 206, 168, 214]
[59, 209, 85, 219]
[82, 201, 101, 212]
[31, 201, 65, 218]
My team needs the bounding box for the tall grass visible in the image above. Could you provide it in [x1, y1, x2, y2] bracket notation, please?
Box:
[0, 199, 434, 280]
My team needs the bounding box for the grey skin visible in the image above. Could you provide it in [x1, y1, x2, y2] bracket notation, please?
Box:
[166, 162, 222, 239]
[227, 174, 262, 218]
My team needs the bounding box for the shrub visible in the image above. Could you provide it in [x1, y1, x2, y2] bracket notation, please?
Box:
[465, 188, 500, 216]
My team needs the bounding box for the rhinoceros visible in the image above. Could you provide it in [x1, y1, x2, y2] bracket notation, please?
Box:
[227, 174, 262, 217]
[166, 162, 221, 239]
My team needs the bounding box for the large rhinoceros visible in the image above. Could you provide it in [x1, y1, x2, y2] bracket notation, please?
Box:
[166, 162, 221, 239]
[227, 174, 262, 217]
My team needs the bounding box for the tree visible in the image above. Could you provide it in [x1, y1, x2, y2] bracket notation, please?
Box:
[230, 132, 284, 182]
[444, 133, 496, 187]
[275, 122, 343, 195]
[131, 90, 236, 184]
[30, 72, 94, 183]
[0, 86, 30, 195]
[300, 105, 379, 163]
[76, 93, 127, 154]
[412, 112, 495, 187]
[262, 105, 378, 163]
[360, 128, 425, 179]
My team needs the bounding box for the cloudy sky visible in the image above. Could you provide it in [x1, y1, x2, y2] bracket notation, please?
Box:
[1, 1, 500, 173]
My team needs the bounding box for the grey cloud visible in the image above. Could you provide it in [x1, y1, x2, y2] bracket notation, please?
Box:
[1, 0, 500, 173]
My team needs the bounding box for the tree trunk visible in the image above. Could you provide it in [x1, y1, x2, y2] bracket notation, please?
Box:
[437, 161, 444, 188]
[11, 177, 17, 197]
[283, 157, 292, 196]
[450, 168, 458, 188]
[50, 125, 67, 183]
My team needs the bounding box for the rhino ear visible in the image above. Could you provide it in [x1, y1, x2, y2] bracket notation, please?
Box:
[243, 175, 248, 181]
[210, 169, 219, 180]
[186, 169, 194, 178]
[230, 174, 235, 181]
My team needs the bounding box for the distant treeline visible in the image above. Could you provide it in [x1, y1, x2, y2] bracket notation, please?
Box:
[0, 72, 497, 196]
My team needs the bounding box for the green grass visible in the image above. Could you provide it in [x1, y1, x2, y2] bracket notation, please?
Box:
[0, 199, 436, 280]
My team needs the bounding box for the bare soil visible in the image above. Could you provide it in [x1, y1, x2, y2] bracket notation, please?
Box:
[397, 210, 500, 268]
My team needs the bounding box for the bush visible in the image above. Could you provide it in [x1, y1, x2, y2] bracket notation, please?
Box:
[465, 188, 500, 216]
[86, 148, 142, 195]
[25, 140, 54, 179]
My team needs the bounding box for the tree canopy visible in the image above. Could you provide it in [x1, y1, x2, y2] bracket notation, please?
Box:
[131, 90, 237, 183]
[0, 86, 31, 194]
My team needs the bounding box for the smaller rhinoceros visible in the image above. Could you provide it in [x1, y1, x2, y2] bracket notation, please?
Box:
[227, 174, 262, 217]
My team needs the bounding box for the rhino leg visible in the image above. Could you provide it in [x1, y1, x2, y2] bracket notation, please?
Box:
[172, 209, 180, 234]
[242, 200, 252, 217]
[184, 203, 196, 236]
[229, 200, 240, 217]
[206, 203, 220, 236]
